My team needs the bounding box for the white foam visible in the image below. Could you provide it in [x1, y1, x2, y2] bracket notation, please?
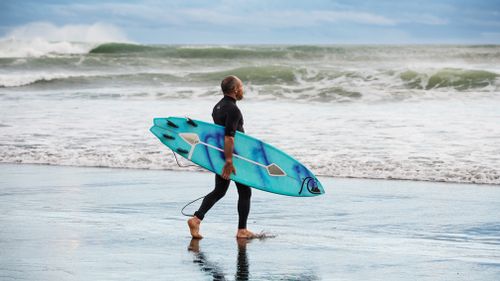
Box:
[0, 98, 499, 184]
[0, 22, 129, 58]
[0, 38, 96, 58]
[0, 72, 84, 87]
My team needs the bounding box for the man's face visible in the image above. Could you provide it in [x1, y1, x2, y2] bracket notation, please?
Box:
[235, 81, 244, 100]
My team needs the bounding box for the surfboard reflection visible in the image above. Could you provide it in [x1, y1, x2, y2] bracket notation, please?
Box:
[187, 238, 318, 281]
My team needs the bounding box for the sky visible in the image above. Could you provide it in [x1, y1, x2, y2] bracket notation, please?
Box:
[1, 0, 500, 44]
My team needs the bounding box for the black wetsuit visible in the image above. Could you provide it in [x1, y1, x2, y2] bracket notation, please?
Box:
[194, 95, 252, 229]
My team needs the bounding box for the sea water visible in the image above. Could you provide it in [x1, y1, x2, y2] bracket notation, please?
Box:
[0, 42, 499, 184]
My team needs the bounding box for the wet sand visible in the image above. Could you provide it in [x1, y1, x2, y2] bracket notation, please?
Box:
[0, 163, 499, 280]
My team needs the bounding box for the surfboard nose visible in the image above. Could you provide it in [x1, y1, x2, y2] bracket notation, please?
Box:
[299, 176, 325, 196]
[309, 178, 325, 195]
[314, 179, 325, 195]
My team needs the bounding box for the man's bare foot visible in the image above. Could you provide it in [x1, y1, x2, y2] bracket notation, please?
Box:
[236, 229, 256, 239]
[188, 216, 203, 239]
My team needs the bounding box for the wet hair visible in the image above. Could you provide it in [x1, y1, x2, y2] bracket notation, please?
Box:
[221, 76, 240, 94]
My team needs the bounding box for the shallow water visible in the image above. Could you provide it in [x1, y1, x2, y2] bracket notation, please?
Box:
[0, 164, 499, 280]
[1, 97, 499, 184]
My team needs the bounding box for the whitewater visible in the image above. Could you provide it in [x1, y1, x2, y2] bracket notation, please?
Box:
[0, 40, 499, 184]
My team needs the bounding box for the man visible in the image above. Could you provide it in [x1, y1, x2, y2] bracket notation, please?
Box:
[187, 76, 256, 239]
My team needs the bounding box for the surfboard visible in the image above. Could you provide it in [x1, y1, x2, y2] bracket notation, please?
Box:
[150, 116, 324, 197]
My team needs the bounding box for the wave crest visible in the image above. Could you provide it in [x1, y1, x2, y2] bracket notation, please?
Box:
[400, 68, 498, 90]
[190, 66, 298, 84]
[0, 38, 96, 58]
[89, 43, 288, 59]
[0, 72, 178, 88]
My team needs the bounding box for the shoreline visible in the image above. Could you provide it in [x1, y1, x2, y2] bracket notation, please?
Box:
[2, 162, 498, 187]
[1, 162, 499, 280]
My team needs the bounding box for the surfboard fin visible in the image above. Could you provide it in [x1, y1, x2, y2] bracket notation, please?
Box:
[186, 117, 198, 127]
[162, 133, 175, 140]
[167, 120, 179, 128]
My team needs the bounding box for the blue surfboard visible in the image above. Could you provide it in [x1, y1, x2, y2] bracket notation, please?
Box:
[150, 116, 324, 197]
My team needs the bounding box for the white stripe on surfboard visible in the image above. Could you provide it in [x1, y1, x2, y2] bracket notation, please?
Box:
[178, 132, 287, 177]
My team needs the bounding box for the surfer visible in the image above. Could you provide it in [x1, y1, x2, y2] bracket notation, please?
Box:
[188, 76, 256, 239]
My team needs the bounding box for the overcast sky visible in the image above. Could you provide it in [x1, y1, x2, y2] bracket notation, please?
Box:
[1, 0, 500, 44]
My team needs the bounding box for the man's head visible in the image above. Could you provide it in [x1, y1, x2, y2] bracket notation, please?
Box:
[221, 75, 244, 100]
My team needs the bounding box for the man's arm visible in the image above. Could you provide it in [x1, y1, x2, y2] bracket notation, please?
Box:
[221, 107, 240, 180]
[221, 136, 236, 179]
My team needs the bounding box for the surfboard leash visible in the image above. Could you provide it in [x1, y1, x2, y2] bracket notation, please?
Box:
[169, 149, 206, 217]
[171, 150, 198, 167]
[181, 195, 206, 217]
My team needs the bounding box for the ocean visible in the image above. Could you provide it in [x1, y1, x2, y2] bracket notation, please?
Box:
[0, 41, 499, 184]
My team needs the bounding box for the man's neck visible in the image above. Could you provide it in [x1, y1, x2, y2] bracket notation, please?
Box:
[224, 94, 237, 102]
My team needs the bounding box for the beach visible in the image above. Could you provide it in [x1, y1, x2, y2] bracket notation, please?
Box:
[2, 0, 500, 279]
[1, 163, 499, 280]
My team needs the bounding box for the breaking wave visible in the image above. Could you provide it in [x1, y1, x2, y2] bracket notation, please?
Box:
[400, 68, 498, 90]
[0, 38, 97, 58]
[2, 66, 497, 103]
[90, 43, 289, 59]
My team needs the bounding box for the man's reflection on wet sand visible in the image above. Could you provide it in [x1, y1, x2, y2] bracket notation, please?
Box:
[235, 239, 249, 281]
[188, 238, 228, 281]
[188, 238, 318, 281]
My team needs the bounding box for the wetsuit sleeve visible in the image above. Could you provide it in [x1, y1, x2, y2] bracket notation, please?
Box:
[224, 108, 241, 137]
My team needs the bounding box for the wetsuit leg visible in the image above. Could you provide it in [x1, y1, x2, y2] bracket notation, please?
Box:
[235, 182, 252, 229]
[194, 174, 230, 220]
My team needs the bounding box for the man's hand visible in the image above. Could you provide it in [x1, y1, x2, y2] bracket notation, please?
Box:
[222, 160, 236, 180]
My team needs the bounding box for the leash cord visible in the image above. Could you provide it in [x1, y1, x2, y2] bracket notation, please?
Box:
[181, 195, 206, 217]
[171, 150, 197, 167]
[171, 149, 206, 217]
